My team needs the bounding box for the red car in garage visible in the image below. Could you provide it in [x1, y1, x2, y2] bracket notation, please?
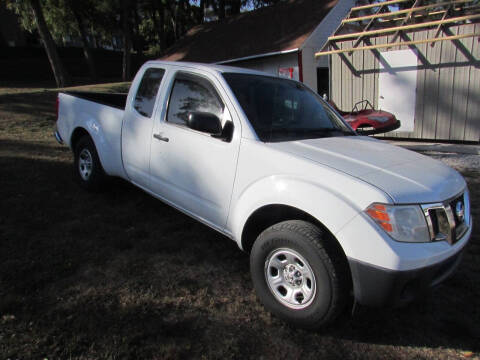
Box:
[328, 99, 401, 135]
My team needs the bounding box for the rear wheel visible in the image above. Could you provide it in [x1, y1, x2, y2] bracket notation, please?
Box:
[73, 136, 106, 191]
[250, 220, 350, 328]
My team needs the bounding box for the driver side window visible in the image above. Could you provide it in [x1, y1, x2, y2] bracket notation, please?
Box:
[167, 72, 225, 126]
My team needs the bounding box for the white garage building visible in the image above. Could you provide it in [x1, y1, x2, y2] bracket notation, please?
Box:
[161, 0, 355, 96]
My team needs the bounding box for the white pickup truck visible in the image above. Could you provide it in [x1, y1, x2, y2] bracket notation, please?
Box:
[55, 61, 472, 328]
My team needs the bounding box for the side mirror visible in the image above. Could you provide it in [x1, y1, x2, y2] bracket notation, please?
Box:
[187, 112, 222, 135]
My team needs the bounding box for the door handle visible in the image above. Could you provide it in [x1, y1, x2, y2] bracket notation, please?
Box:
[153, 133, 169, 142]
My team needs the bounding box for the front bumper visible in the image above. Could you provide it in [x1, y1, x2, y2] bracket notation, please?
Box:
[348, 248, 465, 307]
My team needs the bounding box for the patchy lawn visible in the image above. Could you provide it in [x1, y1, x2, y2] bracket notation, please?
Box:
[0, 83, 479, 359]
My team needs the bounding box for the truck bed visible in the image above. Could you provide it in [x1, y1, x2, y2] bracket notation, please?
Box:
[63, 91, 128, 110]
[56, 91, 127, 179]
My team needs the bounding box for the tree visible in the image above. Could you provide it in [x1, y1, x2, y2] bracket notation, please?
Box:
[169, 0, 181, 41]
[198, 0, 206, 23]
[67, 0, 97, 80]
[13, 0, 100, 82]
[218, 0, 225, 19]
[28, 0, 70, 87]
[132, 1, 145, 61]
[89, 0, 123, 51]
[151, 0, 166, 51]
[228, 0, 242, 16]
[122, 0, 133, 81]
[8, 0, 286, 82]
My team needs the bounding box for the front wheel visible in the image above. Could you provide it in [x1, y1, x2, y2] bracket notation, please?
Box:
[73, 136, 107, 191]
[250, 220, 350, 329]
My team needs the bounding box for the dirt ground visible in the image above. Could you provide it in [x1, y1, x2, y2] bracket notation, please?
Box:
[0, 83, 479, 359]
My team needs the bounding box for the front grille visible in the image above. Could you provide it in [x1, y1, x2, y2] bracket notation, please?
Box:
[422, 191, 470, 245]
[427, 208, 450, 242]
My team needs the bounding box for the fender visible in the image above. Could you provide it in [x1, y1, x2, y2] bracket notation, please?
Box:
[228, 175, 384, 257]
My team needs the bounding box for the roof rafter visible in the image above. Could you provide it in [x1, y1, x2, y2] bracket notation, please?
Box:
[430, 3, 453, 46]
[316, 32, 479, 56]
[342, 0, 472, 24]
[350, 0, 412, 12]
[316, 0, 479, 58]
[349, 3, 389, 52]
[389, 0, 422, 44]
[327, 14, 480, 41]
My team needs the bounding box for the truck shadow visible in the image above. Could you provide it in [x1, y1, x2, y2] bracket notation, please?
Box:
[0, 150, 479, 358]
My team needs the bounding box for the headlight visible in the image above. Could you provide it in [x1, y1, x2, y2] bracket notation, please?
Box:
[365, 203, 430, 243]
[368, 116, 391, 123]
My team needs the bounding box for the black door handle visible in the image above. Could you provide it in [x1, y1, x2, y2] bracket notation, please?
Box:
[153, 133, 169, 142]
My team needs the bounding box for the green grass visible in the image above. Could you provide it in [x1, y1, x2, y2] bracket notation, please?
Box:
[0, 83, 479, 359]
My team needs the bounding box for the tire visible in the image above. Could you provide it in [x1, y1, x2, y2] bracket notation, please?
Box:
[250, 220, 350, 329]
[73, 136, 107, 191]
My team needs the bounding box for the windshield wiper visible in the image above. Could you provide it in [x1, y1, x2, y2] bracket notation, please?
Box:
[309, 128, 355, 136]
[270, 128, 354, 136]
[264, 127, 355, 142]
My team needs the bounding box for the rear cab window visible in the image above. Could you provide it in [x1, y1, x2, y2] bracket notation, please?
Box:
[133, 68, 166, 118]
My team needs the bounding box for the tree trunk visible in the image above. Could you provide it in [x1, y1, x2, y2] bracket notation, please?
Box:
[179, 0, 187, 36]
[229, 0, 241, 16]
[150, 4, 161, 48]
[90, 25, 98, 48]
[29, 0, 70, 87]
[158, 0, 166, 51]
[0, 31, 6, 46]
[122, 0, 132, 81]
[132, 1, 144, 60]
[173, 1, 181, 40]
[218, 0, 225, 20]
[198, 0, 206, 23]
[150, 1, 166, 53]
[69, 0, 97, 81]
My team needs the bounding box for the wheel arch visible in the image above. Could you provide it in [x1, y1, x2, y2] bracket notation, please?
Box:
[242, 204, 353, 304]
[230, 175, 365, 256]
[70, 127, 106, 172]
[69, 126, 126, 178]
[241, 204, 347, 262]
[70, 127, 91, 151]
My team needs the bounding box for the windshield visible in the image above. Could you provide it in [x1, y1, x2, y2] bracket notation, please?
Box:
[223, 73, 355, 142]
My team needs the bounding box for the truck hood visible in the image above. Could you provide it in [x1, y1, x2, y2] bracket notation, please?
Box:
[269, 136, 465, 204]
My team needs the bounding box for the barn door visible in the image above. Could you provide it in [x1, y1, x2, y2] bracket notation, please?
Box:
[378, 50, 418, 132]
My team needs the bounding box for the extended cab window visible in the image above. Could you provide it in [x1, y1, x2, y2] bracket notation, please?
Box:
[167, 72, 224, 126]
[133, 68, 165, 118]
